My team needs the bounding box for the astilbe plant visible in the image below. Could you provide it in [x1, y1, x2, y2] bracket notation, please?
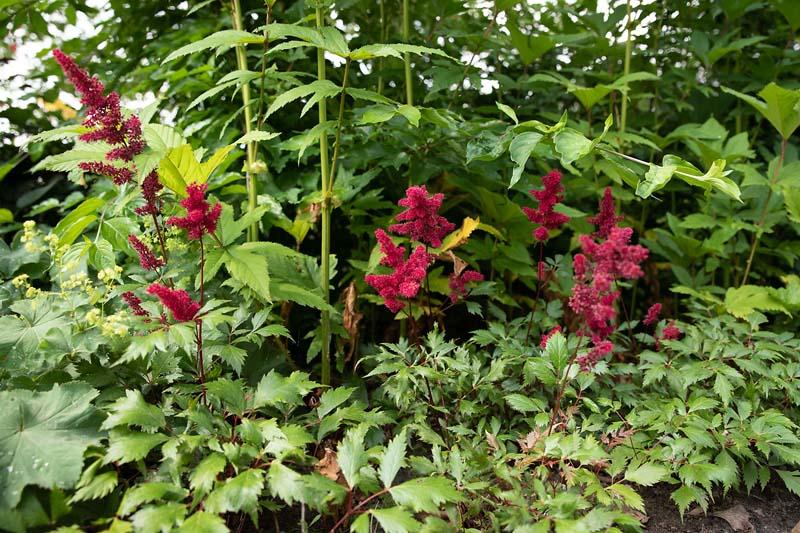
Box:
[366, 185, 483, 322]
[54, 49, 217, 400]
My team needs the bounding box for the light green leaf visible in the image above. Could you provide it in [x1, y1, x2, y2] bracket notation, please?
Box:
[163, 30, 264, 63]
[317, 387, 355, 418]
[268, 462, 303, 504]
[509, 132, 543, 188]
[0, 383, 102, 508]
[725, 285, 790, 318]
[367, 507, 422, 533]
[178, 512, 229, 533]
[223, 243, 271, 302]
[204, 469, 264, 516]
[389, 477, 462, 512]
[254, 370, 317, 408]
[379, 429, 407, 489]
[101, 390, 165, 433]
[636, 163, 676, 198]
[131, 503, 186, 533]
[722, 83, 800, 140]
[266, 80, 341, 119]
[190, 453, 227, 493]
[505, 393, 544, 413]
[105, 430, 168, 464]
[338, 424, 369, 489]
[624, 463, 670, 486]
[118, 482, 188, 517]
[496, 102, 518, 124]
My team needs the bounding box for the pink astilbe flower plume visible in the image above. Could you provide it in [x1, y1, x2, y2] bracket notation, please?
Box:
[388, 185, 455, 247]
[448, 269, 484, 303]
[365, 242, 432, 313]
[147, 283, 200, 322]
[122, 291, 149, 317]
[128, 235, 164, 271]
[588, 187, 623, 239]
[643, 303, 662, 326]
[522, 170, 570, 242]
[167, 183, 222, 240]
[568, 188, 649, 370]
[135, 171, 163, 216]
[375, 229, 405, 268]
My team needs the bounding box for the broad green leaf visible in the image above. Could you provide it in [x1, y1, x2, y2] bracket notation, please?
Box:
[163, 30, 264, 63]
[361, 105, 397, 124]
[661, 155, 741, 202]
[496, 102, 518, 124]
[101, 390, 165, 433]
[158, 144, 198, 197]
[204, 469, 264, 517]
[254, 370, 317, 408]
[509, 25, 554, 65]
[131, 503, 186, 533]
[725, 285, 790, 318]
[636, 163, 676, 198]
[178, 512, 229, 533]
[105, 429, 168, 464]
[223, 243, 271, 302]
[379, 429, 407, 488]
[189, 453, 227, 493]
[367, 507, 422, 533]
[389, 477, 462, 512]
[624, 463, 670, 486]
[118, 482, 188, 516]
[267, 462, 303, 504]
[317, 387, 355, 418]
[722, 83, 800, 140]
[0, 383, 102, 508]
[54, 197, 105, 246]
[0, 299, 70, 367]
[396, 104, 421, 127]
[509, 132, 543, 188]
[337, 424, 369, 488]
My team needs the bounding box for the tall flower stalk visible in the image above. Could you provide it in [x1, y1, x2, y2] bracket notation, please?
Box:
[402, 0, 413, 106]
[230, 0, 259, 241]
[316, 6, 333, 385]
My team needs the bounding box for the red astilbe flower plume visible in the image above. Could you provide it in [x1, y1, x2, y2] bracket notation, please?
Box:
[643, 303, 662, 326]
[388, 185, 455, 248]
[122, 291, 149, 317]
[576, 340, 614, 371]
[375, 229, 405, 268]
[448, 269, 484, 303]
[135, 171, 163, 216]
[568, 188, 649, 370]
[52, 49, 145, 179]
[522, 170, 570, 242]
[365, 239, 432, 313]
[147, 283, 200, 322]
[588, 187, 623, 239]
[128, 235, 164, 271]
[167, 183, 222, 240]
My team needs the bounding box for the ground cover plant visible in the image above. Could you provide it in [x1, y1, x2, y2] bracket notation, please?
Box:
[1, 0, 799, 531]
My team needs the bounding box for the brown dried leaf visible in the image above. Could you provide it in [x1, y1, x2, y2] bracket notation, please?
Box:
[485, 431, 499, 452]
[517, 429, 542, 453]
[713, 505, 754, 532]
[340, 282, 363, 364]
[316, 448, 340, 481]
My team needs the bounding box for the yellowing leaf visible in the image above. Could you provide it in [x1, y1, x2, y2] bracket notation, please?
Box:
[439, 217, 480, 252]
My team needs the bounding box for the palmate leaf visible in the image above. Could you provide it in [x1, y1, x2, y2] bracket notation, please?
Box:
[163, 29, 264, 63]
[177, 512, 229, 533]
[0, 383, 103, 508]
[118, 482, 188, 516]
[0, 298, 70, 369]
[104, 429, 169, 464]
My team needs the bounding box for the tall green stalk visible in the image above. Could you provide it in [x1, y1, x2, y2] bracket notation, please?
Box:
[402, 0, 413, 105]
[316, 7, 333, 385]
[619, 0, 634, 137]
[231, 0, 259, 241]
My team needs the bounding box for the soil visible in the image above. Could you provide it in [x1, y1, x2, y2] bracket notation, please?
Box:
[641, 482, 800, 532]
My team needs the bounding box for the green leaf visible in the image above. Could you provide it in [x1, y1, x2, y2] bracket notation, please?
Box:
[389, 477, 462, 512]
[367, 507, 422, 533]
[131, 503, 186, 533]
[265, 80, 341, 119]
[118, 482, 188, 516]
[624, 463, 670, 486]
[505, 393, 544, 413]
[70, 470, 118, 503]
[349, 43, 453, 61]
[163, 30, 264, 63]
[496, 102, 518, 124]
[636, 163, 676, 198]
[660, 155, 741, 202]
[267, 462, 303, 504]
[379, 429, 407, 489]
[101, 390, 165, 433]
[722, 83, 800, 140]
[235, 130, 280, 145]
[105, 429, 168, 464]
[178, 512, 229, 533]
[509, 132, 543, 188]
[671, 484, 706, 517]
[223, 243, 271, 302]
[30, 142, 110, 173]
[725, 285, 790, 318]
[317, 387, 355, 418]
[54, 197, 105, 246]
[776, 470, 800, 496]
[509, 25, 554, 65]
[0, 383, 102, 508]
[204, 469, 264, 517]
[0, 300, 70, 365]
[254, 370, 317, 408]
[190, 453, 227, 493]
[337, 424, 369, 489]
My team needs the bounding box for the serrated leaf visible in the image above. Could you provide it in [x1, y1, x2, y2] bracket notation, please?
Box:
[163, 30, 264, 63]
[389, 477, 461, 512]
[367, 507, 422, 533]
[254, 370, 317, 408]
[190, 453, 227, 493]
[266, 80, 341, 119]
[338, 424, 369, 489]
[105, 429, 168, 464]
[101, 390, 165, 433]
[624, 463, 669, 486]
[204, 469, 264, 516]
[267, 462, 303, 504]
[505, 393, 544, 413]
[317, 387, 355, 418]
[223, 243, 271, 302]
[131, 503, 186, 533]
[509, 132, 543, 188]
[118, 482, 188, 516]
[178, 512, 229, 533]
[379, 429, 407, 489]
[725, 285, 789, 319]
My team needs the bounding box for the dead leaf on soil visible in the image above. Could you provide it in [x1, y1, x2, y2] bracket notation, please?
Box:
[317, 447, 341, 481]
[791, 518, 800, 533]
[713, 504, 754, 532]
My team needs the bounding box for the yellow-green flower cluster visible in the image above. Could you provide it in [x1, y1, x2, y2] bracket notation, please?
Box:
[20, 221, 45, 254]
[100, 311, 129, 337]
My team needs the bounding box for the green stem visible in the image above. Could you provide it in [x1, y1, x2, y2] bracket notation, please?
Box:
[377, 0, 385, 95]
[402, 0, 413, 106]
[231, 0, 259, 241]
[740, 138, 788, 286]
[329, 59, 351, 184]
[619, 0, 634, 139]
[317, 7, 333, 386]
